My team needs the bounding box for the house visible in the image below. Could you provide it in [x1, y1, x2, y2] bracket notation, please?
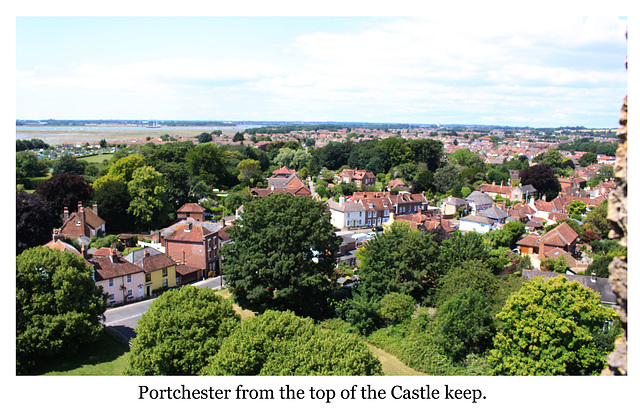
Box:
[91, 249, 146, 306]
[522, 270, 616, 305]
[516, 233, 542, 255]
[538, 222, 579, 258]
[267, 166, 307, 191]
[59, 201, 106, 239]
[251, 185, 312, 198]
[351, 192, 395, 227]
[124, 247, 179, 296]
[477, 204, 508, 224]
[388, 178, 409, 192]
[466, 191, 494, 215]
[44, 229, 85, 258]
[327, 197, 366, 229]
[459, 215, 495, 234]
[176, 203, 206, 222]
[161, 219, 223, 276]
[510, 184, 537, 203]
[542, 247, 577, 267]
[337, 234, 359, 267]
[388, 192, 429, 216]
[338, 168, 376, 187]
[440, 196, 469, 217]
[475, 182, 513, 200]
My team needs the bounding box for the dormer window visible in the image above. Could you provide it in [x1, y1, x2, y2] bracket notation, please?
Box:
[76, 221, 81, 226]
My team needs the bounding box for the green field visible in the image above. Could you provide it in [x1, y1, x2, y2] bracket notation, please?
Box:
[79, 153, 115, 164]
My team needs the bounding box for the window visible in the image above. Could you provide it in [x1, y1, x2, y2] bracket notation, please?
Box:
[145, 273, 151, 282]
[108, 278, 114, 287]
[162, 268, 168, 277]
[126, 274, 132, 283]
[75, 220, 81, 226]
[384, 210, 389, 216]
[108, 293, 115, 302]
[126, 289, 133, 298]
[368, 211, 372, 218]
[162, 279, 168, 287]
[367, 219, 371, 225]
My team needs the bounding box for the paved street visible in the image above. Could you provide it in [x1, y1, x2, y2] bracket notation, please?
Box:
[103, 275, 224, 342]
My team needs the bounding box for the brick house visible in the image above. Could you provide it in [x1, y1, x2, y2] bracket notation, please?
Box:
[338, 169, 376, 187]
[176, 203, 206, 222]
[388, 192, 428, 215]
[351, 192, 394, 227]
[59, 201, 106, 239]
[267, 166, 307, 191]
[161, 219, 223, 276]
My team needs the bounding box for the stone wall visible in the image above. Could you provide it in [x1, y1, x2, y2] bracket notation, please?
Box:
[602, 67, 627, 375]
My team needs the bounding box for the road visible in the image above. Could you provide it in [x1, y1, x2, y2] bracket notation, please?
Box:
[103, 276, 225, 342]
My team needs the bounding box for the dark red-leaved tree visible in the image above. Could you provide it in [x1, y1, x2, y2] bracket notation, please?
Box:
[16, 191, 55, 253]
[35, 173, 92, 224]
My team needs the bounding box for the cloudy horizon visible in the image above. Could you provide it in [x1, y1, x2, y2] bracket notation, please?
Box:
[16, 16, 627, 128]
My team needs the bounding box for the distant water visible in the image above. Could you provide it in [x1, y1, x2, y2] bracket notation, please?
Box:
[16, 125, 249, 139]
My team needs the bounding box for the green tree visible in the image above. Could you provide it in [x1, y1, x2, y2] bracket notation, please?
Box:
[16, 151, 48, 179]
[579, 152, 598, 167]
[585, 199, 610, 238]
[357, 222, 440, 301]
[566, 199, 587, 217]
[93, 153, 146, 191]
[488, 276, 619, 375]
[16, 247, 107, 374]
[435, 259, 498, 306]
[201, 310, 382, 376]
[185, 143, 229, 188]
[439, 231, 491, 275]
[127, 166, 172, 230]
[379, 292, 415, 326]
[540, 148, 563, 169]
[125, 286, 239, 375]
[435, 288, 495, 362]
[236, 158, 261, 182]
[53, 154, 86, 176]
[487, 221, 526, 249]
[432, 163, 461, 194]
[450, 148, 477, 167]
[92, 178, 135, 233]
[222, 194, 341, 318]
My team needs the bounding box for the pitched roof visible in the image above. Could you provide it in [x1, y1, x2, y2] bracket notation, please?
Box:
[44, 239, 82, 256]
[91, 253, 144, 281]
[134, 252, 176, 273]
[177, 203, 205, 213]
[327, 198, 366, 213]
[540, 222, 579, 247]
[466, 191, 494, 206]
[517, 233, 541, 247]
[161, 219, 222, 238]
[460, 215, 495, 225]
[164, 223, 214, 242]
[477, 205, 508, 220]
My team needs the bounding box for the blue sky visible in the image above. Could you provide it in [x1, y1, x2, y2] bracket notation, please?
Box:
[16, 15, 628, 127]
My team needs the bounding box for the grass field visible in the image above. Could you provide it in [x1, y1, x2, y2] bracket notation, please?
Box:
[79, 153, 115, 164]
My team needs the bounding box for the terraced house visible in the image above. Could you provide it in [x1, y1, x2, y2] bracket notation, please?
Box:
[124, 247, 178, 296]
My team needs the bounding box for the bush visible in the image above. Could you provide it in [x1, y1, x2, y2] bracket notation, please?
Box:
[379, 293, 415, 326]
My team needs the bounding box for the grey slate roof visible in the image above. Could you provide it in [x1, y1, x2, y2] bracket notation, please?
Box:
[522, 269, 617, 305]
[466, 191, 494, 206]
[160, 219, 223, 238]
[477, 205, 508, 220]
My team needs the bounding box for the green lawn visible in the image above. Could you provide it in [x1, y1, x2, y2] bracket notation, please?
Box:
[80, 153, 115, 164]
[36, 331, 130, 376]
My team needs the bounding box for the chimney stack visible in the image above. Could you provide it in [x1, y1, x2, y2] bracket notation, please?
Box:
[93, 202, 98, 216]
[63, 207, 69, 221]
[78, 201, 83, 213]
[109, 248, 117, 263]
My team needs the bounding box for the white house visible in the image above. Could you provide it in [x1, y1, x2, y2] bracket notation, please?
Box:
[459, 215, 496, 234]
[327, 197, 366, 229]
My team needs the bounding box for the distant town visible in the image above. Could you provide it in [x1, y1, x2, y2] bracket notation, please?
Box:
[16, 118, 624, 377]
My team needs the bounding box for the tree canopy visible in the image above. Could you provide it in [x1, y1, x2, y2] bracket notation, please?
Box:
[201, 310, 382, 376]
[357, 221, 440, 301]
[125, 286, 240, 375]
[16, 192, 55, 254]
[222, 194, 341, 318]
[488, 276, 619, 375]
[16, 247, 106, 374]
[35, 173, 93, 221]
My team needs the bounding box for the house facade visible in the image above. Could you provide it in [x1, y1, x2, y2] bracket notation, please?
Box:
[91, 249, 146, 306]
[338, 169, 376, 187]
[124, 247, 178, 296]
[327, 198, 366, 229]
[59, 201, 106, 239]
[459, 215, 495, 234]
[161, 219, 223, 276]
[176, 203, 206, 222]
